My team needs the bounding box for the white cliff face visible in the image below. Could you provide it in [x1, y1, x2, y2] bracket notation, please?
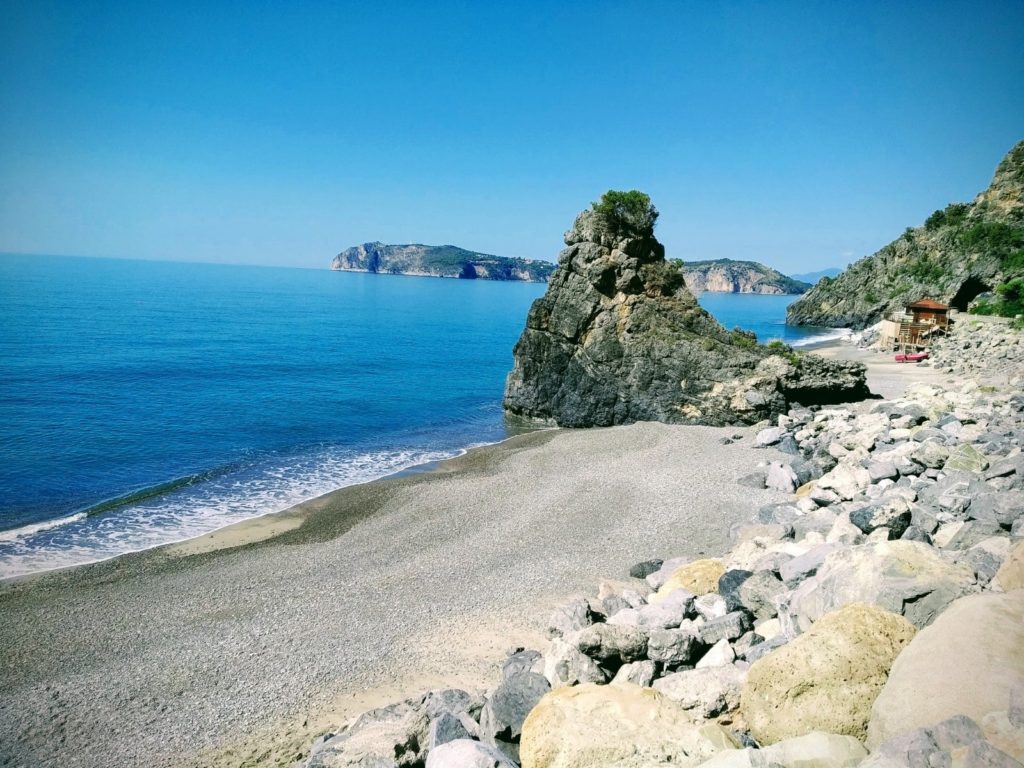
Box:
[681, 260, 810, 295]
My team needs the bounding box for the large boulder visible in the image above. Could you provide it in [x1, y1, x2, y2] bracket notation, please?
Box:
[426, 739, 518, 768]
[785, 540, 976, 630]
[519, 683, 740, 768]
[308, 700, 428, 767]
[861, 715, 1023, 768]
[993, 539, 1024, 592]
[652, 665, 746, 720]
[694, 732, 868, 767]
[502, 200, 869, 427]
[741, 603, 916, 745]
[866, 590, 1024, 750]
[479, 672, 551, 761]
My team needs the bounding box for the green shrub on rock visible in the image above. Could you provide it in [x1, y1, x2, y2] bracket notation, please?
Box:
[591, 190, 659, 239]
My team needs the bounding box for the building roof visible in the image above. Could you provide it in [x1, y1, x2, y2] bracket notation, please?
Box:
[907, 298, 950, 311]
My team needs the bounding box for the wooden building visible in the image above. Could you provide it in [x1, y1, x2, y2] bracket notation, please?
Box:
[878, 298, 951, 350]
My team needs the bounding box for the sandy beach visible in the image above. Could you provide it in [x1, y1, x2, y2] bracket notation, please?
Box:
[0, 341, 947, 768]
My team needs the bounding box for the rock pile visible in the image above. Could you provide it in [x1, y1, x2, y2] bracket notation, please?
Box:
[298, 372, 1024, 767]
[928, 316, 1024, 385]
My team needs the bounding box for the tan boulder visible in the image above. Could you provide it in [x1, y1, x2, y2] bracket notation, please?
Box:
[866, 589, 1024, 750]
[650, 559, 724, 602]
[992, 538, 1024, 592]
[741, 602, 916, 745]
[519, 683, 739, 768]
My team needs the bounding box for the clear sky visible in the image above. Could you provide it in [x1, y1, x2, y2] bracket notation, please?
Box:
[1, 1, 1022, 273]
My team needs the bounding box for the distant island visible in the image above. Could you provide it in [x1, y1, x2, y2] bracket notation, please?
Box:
[330, 242, 556, 282]
[791, 267, 842, 284]
[675, 258, 811, 295]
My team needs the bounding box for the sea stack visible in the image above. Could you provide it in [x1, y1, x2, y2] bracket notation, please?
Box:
[502, 192, 870, 427]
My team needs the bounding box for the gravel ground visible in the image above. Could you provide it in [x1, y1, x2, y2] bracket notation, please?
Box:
[0, 421, 789, 768]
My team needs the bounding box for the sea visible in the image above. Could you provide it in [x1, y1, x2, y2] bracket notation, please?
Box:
[0, 254, 843, 578]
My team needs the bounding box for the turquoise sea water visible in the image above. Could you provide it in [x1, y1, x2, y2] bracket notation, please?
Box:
[0, 255, 839, 578]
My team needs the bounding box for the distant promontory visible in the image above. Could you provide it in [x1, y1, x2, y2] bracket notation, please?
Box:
[330, 242, 556, 282]
[677, 259, 811, 295]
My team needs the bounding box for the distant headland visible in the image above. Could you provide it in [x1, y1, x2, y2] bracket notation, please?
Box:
[330, 242, 556, 282]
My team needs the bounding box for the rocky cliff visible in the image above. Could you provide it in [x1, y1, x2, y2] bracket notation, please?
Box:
[788, 140, 1024, 329]
[680, 259, 811, 295]
[331, 242, 556, 282]
[502, 198, 869, 427]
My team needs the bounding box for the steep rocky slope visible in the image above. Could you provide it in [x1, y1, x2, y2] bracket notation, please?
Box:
[788, 140, 1024, 329]
[331, 242, 555, 282]
[680, 259, 810, 295]
[502, 199, 869, 427]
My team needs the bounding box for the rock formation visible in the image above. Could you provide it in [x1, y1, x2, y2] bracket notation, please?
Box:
[681, 259, 811, 295]
[788, 140, 1024, 328]
[331, 242, 556, 282]
[502, 201, 870, 427]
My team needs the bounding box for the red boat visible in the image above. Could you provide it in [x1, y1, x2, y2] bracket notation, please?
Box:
[895, 351, 929, 363]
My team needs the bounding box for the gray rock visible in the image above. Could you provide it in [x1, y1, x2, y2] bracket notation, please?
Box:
[422, 689, 482, 721]
[693, 593, 729, 621]
[765, 461, 799, 492]
[479, 672, 550, 761]
[425, 739, 518, 768]
[309, 700, 427, 768]
[850, 497, 913, 539]
[610, 659, 657, 687]
[742, 635, 789, 663]
[737, 471, 767, 489]
[502, 650, 543, 681]
[646, 626, 702, 668]
[868, 461, 900, 483]
[573, 624, 648, 669]
[736, 570, 787, 620]
[913, 441, 950, 469]
[652, 665, 746, 718]
[427, 712, 473, 751]
[779, 543, 838, 587]
[786, 540, 977, 630]
[628, 558, 663, 579]
[970, 491, 1024, 528]
[943, 520, 1006, 550]
[699, 611, 751, 645]
[756, 427, 786, 447]
[543, 637, 607, 687]
[547, 597, 595, 638]
[718, 569, 753, 612]
[502, 203, 869, 427]
[985, 454, 1024, 480]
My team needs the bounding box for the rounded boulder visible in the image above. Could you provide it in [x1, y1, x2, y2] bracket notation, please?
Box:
[741, 602, 916, 745]
[519, 683, 739, 768]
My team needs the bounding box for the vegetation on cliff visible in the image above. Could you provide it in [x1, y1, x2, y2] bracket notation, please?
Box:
[331, 242, 556, 282]
[787, 140, 1024, 329]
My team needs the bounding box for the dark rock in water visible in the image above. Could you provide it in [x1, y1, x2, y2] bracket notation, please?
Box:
[502, 199, 869, 427]
[629, 558, 664, 579]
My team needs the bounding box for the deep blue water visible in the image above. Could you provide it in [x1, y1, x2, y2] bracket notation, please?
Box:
[0, 256, 840, 577]
[696, 292, 848, 347]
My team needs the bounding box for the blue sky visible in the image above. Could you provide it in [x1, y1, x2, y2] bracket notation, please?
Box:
[1, 1, 1022, 273]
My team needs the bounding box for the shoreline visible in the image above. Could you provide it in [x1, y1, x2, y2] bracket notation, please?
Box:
[0, 336, 920, 583]
[0, 339, 955, 768]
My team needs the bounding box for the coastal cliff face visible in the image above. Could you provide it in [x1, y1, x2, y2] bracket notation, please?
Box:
[502, 203, 869, 427]
[681, 259, 811, 295]
[788, 140, 1024, 329]
[331, 242, 555, 282]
